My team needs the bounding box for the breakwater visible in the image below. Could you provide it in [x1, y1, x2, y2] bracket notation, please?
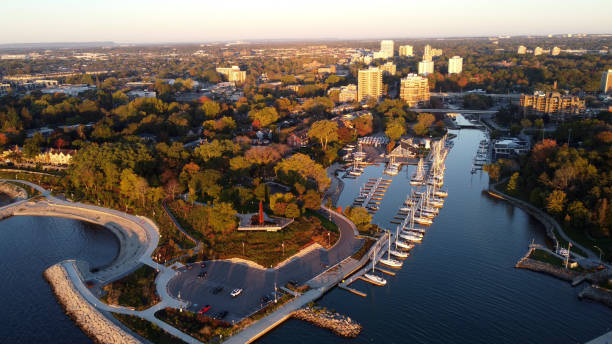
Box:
[0, 181, 27, 201]
[515, 258, 577, 281]
[292, 307, 362, 338]
[44, 262, 141, 344]
[579, 285, 612, 308]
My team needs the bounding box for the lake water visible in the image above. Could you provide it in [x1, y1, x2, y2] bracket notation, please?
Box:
[258, 129, 612, 343]
[0, 215, 119, 343]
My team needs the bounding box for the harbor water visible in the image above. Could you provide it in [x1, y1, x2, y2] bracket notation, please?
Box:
[258, 128, 612, 343]
[0, 215, 119, 343]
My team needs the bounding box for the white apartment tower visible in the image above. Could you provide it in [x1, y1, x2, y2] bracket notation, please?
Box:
[380, 40, 394, 58]
[358, 67, 383, 102]
[418, 60, 434, 76]
[400, 74, 430, 107]
[448, 56, 463, 75]
[399, 45, 413, 57]
[601, 70, 612, 94]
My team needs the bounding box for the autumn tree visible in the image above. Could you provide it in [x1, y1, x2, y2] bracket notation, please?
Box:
[546, 189, 566, 216]
[308, 120, 338, 151]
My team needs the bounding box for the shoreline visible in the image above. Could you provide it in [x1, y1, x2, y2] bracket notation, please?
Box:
[44, 262, 141, 344]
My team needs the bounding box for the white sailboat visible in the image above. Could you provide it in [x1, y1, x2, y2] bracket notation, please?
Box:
[363, 246, 387, 286]
[379, 231, 403, 268]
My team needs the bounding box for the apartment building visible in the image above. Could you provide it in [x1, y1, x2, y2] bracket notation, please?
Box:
[215, 66, 246, 83]
[418, 60, 434, 76]
[399, 74, 430, 107]
[399, 45, 413, 57]
[358, 67, 383, 102]
[448, 56, 463, 75]
[519, 91, 585, 119]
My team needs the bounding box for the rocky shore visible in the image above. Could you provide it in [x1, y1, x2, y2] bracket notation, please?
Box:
[579, 285, 612, 308]
[0, 181, 27, 201]
[515, 258, 577, 281]
[292, 307, 362, 338]
[44, 262, 141, 344]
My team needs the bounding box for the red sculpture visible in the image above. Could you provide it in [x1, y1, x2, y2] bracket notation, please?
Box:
[259, 200, 264, 225]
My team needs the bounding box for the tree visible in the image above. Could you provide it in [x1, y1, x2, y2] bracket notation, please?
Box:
[506, 172, 520, 194]
[248, 107, 278, 128]
[285, 203, 300, 218]
[386, 118, 406, 140]
[546, 189, 566, 216]
[275, 153, 330, 192]
[308, 120, 338, 151]
[303, 189, 321, 210]
[483, 163, 501, 182]
[346, 207, 371, 227]
[201, 101, 221, 118]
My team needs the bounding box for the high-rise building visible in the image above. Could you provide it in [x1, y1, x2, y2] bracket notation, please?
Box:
[400, 74, 430, 107]
[379, 61, 396, 75]
[517, 45, 527, 54]
[601, 70, 612, 94]
[533, 47, 543, 56]
[380, 40, 394, 58]
[358, 67, 383, 102]
[551, 46, 561, 56]
[418, 60, 434, 76]
[423, 44, 432, 60]
[448, 56, 463, 75]
[399, 45, 413, 57]
[519, 91, 585, 119]
[216, 66, 246, 83]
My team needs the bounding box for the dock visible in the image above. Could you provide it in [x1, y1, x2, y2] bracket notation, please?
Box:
[352, 177, 390, 213]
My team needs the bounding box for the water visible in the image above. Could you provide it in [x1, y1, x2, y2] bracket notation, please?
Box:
[0, 215, 119, 343]
[259, 129, 612, 343]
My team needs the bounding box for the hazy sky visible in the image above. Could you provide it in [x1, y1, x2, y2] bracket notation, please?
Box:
[1, 0, 610, 43]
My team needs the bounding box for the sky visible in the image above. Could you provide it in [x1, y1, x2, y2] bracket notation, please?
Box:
[0, 0, 610, 43]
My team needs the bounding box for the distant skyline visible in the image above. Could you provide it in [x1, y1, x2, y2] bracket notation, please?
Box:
[0, 0, 611, 44]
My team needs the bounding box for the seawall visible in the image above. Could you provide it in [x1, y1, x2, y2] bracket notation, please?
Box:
[579, 285, 612, 308]
[43, 262, 141, 344]
[292, 307, 362, 338]
[0, 181, 27, 201]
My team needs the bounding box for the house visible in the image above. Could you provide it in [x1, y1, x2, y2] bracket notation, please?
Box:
[287, 130, 310, 148]
[35, 148, 77, 165]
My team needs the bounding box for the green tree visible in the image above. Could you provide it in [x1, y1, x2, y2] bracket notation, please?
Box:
[285, 203, 300, 218]
[308, 120, 338, 151]
[346, 207, 371, 227]
[303, 189, 321, 210]
[201, 101, 221, 118]
[249, 107, 279, 128]
[386, 118, 406, 140]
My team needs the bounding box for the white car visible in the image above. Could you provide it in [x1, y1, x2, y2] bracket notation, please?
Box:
[230, 288, 243, 298]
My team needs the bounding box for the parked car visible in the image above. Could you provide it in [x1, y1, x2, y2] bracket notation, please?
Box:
[212, 286, 224, 294]
[200, 262, 207, 268]
[197, 271, 208, 279]
[230, 288, 243, 297]
[197, 305, 211, 314]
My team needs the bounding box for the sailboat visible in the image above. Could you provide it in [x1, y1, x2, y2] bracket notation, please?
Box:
[384, 156, 400, 176]
[410, 158, 425, 185]
[379, 231, 403, 268]
[363, 246, 387, 286]
[390, 226, 409, 258]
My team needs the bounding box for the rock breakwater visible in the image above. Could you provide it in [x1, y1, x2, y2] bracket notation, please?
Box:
[292, 307, 362, 338]
[44, 262, 141, 344]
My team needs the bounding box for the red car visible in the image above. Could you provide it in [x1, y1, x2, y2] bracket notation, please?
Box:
[198, 305, 211, 314]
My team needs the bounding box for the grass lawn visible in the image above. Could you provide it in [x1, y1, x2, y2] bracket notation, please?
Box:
[155, 308, 232, 343]
[169, 200, 340, 267]
[113, 313, 186, 344]
[102, 265, 160, 310]
[529, 249, 565, 267]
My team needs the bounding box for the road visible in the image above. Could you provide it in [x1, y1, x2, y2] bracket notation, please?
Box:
[166, 207, 363, 323]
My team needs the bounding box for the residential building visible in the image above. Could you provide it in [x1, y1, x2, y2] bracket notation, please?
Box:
[423, 44, 432, 61]
[399, 45, 413, 57]
[399, 74, 430, 107]
[534, 47, 543, 56]
[379, 61, 396, 75]
[286, 130, 309, 148]
[338, 84, 358, 103]
[126, 90, 156, 99]
[551, 46, 561, 56]
[358, 67, 383, 102]
[317, 65, 336, 75]
[215, 66, 246, 83]
[517, 45, 527, 54]
[493, 138, 530, 157]
[601, 70, 612, 94]
[35, 148, 77, 165]
[380, 40, 394, 58]
[418, 60, 434, 76]
[448, 56, 463, 75]
[519, 91, 586, 119]
[41, 84, 96, 97]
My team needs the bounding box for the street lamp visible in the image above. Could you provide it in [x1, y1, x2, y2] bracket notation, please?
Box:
[282, 241, 285, 256]
[242, 242, 245, 256]
[328, 232, 331, 247]
[594, 245, 603, 263]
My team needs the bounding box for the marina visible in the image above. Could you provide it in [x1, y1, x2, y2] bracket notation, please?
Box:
[352, 177, 392, 213]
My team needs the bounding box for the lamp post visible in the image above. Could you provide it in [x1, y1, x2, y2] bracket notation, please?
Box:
[242, 242, 245, 256]
[328, 232, 331, 247]
[282, 241, 285, 256]
[594, 245, 603, 263]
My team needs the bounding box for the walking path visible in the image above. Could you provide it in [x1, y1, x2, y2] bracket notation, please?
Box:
[489, 180, 597, 261]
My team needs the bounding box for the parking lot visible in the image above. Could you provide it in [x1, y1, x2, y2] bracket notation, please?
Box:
[166, 210, 363, 323]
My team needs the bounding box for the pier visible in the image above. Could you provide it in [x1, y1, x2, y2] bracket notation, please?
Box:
[352, 177, 391, 213]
